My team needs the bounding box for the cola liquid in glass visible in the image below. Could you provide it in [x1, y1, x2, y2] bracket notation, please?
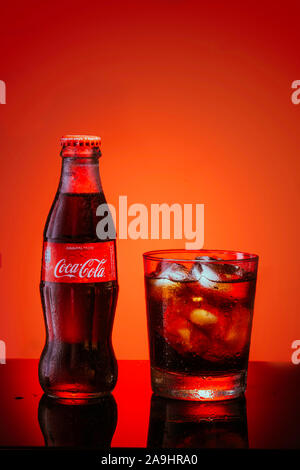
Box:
[39, 135, 118, 399]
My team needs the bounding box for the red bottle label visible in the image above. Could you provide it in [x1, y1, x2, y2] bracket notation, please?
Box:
[41, 241, 116, 283]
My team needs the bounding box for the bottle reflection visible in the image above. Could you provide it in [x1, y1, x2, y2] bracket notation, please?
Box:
[147, 395, 248, 448]
[38, 394, 117, 448]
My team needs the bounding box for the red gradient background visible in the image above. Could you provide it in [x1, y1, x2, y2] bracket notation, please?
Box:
[0, 1, 299, 361]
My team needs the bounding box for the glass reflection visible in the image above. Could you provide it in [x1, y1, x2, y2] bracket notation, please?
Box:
[38, 393, 117, 448]
[147, 394, 248, 448]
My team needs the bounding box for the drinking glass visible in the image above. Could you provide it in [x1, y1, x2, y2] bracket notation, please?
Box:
[143, 250, 258, 401]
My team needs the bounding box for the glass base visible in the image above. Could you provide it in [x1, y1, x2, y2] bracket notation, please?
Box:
[151, 366, 247, 401]
[46, 390, 110, 404]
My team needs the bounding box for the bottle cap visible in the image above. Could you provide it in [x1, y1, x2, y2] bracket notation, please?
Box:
[60, 135, 101, 148]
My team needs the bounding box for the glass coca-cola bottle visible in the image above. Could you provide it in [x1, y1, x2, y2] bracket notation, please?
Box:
[39, 135, 118, 399]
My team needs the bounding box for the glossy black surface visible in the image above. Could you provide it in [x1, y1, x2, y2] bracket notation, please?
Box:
[0, 360, 299, 448]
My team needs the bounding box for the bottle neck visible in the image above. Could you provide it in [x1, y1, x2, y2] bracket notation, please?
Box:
[59, 156, 102, 194]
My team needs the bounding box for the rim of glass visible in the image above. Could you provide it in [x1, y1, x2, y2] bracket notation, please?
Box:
[143, 249, 259, 263]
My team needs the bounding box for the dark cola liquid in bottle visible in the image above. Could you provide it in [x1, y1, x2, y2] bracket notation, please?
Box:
[39, 135, 118, 399]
